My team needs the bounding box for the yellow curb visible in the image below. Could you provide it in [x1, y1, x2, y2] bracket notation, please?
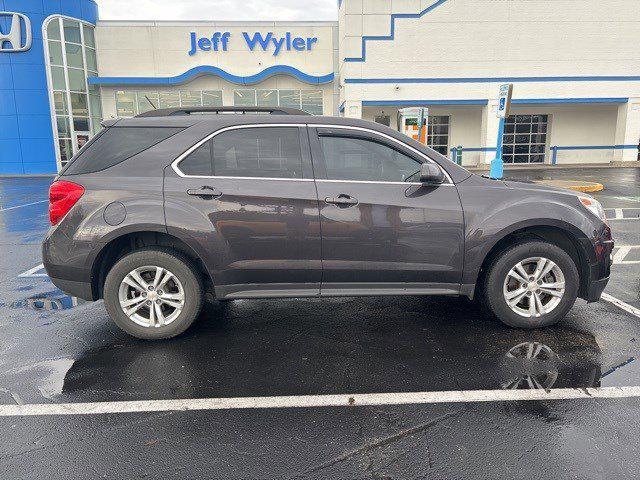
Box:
[533, 180, 604, 193]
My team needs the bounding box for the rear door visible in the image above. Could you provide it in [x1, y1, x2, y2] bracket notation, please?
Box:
[309, 125, 465, 295]
[163, 124, 322, 299]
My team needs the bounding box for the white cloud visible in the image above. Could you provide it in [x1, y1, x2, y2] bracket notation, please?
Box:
[94, 0, 337, 21]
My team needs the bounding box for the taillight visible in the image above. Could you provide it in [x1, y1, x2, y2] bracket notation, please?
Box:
[49, 180, 84, 226]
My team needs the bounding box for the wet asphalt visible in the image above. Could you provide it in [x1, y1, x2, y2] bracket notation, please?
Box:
[0, 168, 639, 479]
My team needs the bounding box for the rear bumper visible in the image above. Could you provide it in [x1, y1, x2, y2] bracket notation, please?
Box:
[48, 275, 95, 301]
[584, 275, 610, 303]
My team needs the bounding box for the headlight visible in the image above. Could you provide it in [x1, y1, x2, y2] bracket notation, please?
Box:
[579, 196, 606, 221]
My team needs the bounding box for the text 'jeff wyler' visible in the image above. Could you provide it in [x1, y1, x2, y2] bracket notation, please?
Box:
[188, 32, 318, 56]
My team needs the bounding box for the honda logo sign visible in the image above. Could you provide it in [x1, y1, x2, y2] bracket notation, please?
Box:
[0, 12, 32, 52]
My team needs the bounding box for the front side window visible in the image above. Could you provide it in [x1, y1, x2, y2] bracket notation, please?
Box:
[208, 127, 303, 179]
[319, 135, 422, 182]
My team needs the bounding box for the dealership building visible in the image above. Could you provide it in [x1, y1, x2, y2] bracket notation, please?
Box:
[1, 0, 639, 174]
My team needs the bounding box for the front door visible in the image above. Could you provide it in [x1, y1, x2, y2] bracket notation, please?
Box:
[309, 126, 465, 296]
[164, 125, 322, 299]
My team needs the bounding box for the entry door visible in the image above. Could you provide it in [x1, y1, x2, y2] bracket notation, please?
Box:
[164, 125, 322, 299]
[309, 126, 465, 295]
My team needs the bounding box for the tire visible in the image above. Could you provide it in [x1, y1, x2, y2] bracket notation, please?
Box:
[481, 240, 579, 329]
[103, 248, 204, 340]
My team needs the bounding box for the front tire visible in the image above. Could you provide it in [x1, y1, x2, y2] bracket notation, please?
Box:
[481, 241, 579, 329]
[103, 248, 204, 340]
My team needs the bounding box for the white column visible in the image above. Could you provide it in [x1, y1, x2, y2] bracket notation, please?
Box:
[343, 100, 362, 119]
[480, 101, 500, 165]
[614, 98, 640, 162]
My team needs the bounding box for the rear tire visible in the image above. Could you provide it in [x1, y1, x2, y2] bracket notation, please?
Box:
[103, 248, 204, 340]
[481, 241, 579, 329]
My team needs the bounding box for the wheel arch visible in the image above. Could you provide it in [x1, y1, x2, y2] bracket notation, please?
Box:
[472, 222, 592, 300]
[90, 230, 213, 300]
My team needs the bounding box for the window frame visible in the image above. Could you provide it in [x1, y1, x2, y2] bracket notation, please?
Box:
[172, 124, 314, 181]
[308, 125, 453, 185]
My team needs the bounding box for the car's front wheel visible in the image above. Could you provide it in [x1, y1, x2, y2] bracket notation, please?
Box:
[103, 248, 204, 340]
[481, 241, 580, 328]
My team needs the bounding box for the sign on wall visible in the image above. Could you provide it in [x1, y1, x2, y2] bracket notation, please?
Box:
[188, 31, 319, 56]
[0, 12, 32, 52]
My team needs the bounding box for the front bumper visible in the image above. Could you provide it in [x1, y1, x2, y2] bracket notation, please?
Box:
[581, 234, 614, 303]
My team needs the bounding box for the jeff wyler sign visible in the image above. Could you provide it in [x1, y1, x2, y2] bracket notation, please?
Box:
[189, 31, 318, 56]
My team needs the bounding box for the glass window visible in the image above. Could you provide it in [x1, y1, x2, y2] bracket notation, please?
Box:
[301, 90, 323, 115]
[279, 90, 301, 109]
[502, 114, 548, 164]
[65, 42, 84, 69]
[74, 117, 90, 132]
[85, 47, 97, 71]
[234, 90, 257, 107]
[91, 117, 103, 135]
[48, 41, 63, 66]
[180, 91, 202, 107]
[202, 91, 222, 106]
[59, 139, 73, 165]
[56, 116, 70, 138]
[53, 92, 68, 115]
[83, 24, 95, 48]
[47, 19, 61, 40]
[137, 92, 159, 114]
[116, 91, 137, 117]
[212, 127, 302, 179]
[63, 19, 82, 44]
[426, 115, 449, 156]
[257, 90, 278, 107]
[51, 66, 66, 90]
[319, 135, 421, 182]
[180, 141, 213, 176]
[68, 69, 87, 92]
[159, 92, 180, 108]
[70, 92, 88, 116]
[63, 127, 184, 175]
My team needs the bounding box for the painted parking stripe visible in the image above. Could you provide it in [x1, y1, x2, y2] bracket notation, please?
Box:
[611, 246, 640, 265]
[601, 293, 640, 318]
[18, 263, 48, 278]
[0, 200, 48, 212]
[605, 207, 640, 221]
[1, 386, 640, 417]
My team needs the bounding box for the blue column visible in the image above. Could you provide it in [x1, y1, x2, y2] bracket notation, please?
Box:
[489, 117, 505, 179]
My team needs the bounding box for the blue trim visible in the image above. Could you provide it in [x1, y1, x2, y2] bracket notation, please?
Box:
[89, 65, 335, 87]
[511, 97, 628, 104]
[362, 99, 488, 106]
[549, 145, 638, 165]
[344, 76, 640, 84]
[344, 0, 449, 62]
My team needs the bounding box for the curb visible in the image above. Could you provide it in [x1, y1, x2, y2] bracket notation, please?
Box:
[533, 180, 604, 193]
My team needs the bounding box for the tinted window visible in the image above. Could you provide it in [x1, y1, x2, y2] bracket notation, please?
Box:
[63, 127, 183, 175]
[211, 127, 302, 179]
[180, 141, 212, 176]
[319, 136, 421, 182]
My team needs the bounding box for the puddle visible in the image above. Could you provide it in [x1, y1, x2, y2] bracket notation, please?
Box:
[2, 289, 86, 312]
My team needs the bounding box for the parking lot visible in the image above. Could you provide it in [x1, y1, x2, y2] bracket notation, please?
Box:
[0, 167, 639, 479]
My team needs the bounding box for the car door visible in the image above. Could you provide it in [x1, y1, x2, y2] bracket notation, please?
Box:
[309, 125, 465, 295]
[163, 124, 322, 299]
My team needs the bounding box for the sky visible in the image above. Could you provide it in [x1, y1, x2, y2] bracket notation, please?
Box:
[94, 0, 338, 21]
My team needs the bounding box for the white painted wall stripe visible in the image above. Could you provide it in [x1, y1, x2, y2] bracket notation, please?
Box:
[0, 387, 639, 417]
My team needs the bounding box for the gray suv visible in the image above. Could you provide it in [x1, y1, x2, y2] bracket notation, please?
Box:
[43, 107, 613, 340]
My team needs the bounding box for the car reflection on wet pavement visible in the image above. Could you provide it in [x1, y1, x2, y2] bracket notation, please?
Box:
[1, 171, 640, 479]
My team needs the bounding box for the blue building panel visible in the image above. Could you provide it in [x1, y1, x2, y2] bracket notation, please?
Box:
[0, 162, 25, 175]
[3, 0, 43, 14]
[10, 63, 48, 90]
[20, 138, 56, 170]
[13, 89, 51, 115]
[0, 139, 22, 165]
[18, 114, 53, 139]
[0, 90, 17, 114]
[0, 115, 20, 139]
[60, 0, 83, 20]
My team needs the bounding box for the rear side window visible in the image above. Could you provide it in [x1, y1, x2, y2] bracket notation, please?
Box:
[179, 127, 302, 179]
[63, 127, 183, 175]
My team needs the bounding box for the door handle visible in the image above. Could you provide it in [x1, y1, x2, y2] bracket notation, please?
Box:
[187, 186, 222, 198]
[325, 194, 358, 207]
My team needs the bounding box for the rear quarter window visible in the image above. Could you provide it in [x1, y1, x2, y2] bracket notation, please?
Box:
[62, 127, 184, 175]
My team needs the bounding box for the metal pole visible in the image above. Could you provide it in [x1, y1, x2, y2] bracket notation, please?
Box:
[489, 117, 505, 179]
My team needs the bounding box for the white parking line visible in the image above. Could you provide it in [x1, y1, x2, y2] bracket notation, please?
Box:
[0, 386, 639, 417]
[601, 293, 640, 318]
[611, 246, 640, 265]
[18, 263, 48, 278]
[0, 200, 48, 212]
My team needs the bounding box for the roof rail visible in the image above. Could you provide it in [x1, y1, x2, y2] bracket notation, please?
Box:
[135, 106, 308, 117]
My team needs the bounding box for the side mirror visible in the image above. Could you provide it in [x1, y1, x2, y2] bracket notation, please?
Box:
[419, 163, 445, 184]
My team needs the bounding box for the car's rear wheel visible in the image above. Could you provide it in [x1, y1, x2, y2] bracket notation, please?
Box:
[481, 241, 579, 328]
[103, 248, 204, 340]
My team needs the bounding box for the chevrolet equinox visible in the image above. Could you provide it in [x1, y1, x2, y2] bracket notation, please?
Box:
[43, 107, 614, 340]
